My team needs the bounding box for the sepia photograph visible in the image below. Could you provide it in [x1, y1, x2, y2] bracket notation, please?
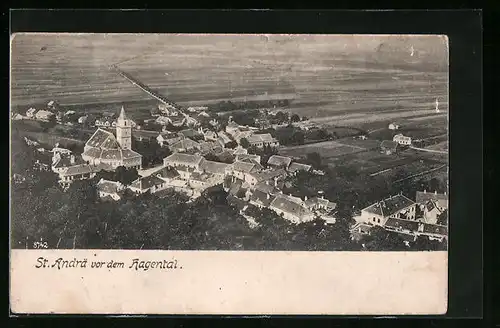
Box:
[10, 33, 449, 252]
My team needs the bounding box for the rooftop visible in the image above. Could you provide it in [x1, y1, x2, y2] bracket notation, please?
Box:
[362, 194, 415, 218]
[61, 164, 94, 176]
[169, 138, 200, 151]
[422, 223, 448, 236]
[130, 175, 165, 191]
[270, 195, 313, 220]
[232, 160, 260, 173]
[247, 133, 277, 144]
[86, 129, 120, 149]
[415, 191, 448, 208]
[287, 162, 312, 173]
[200, 160, 231, 175]
[384, 217, 419, 232]
[380, 140, 399, 150]
[267, 155, 292, 168]
[153, 166, 180, 180]
[97, 179, 122, 194]
[164, 153, 204, 166]
[250, 189, 275, 207]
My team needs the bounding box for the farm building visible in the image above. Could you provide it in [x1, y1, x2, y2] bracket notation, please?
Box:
[388, 123, 400, 130]
[393, 134, 412, 146]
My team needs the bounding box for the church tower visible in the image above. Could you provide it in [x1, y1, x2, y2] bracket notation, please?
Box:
[116, 106, 132, 150]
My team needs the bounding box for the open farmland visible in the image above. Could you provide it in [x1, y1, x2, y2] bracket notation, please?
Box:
[279, 140, 369, 159]
[11, 34, 448, 124]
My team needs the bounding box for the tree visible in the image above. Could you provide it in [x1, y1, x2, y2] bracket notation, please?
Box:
[114, 166, 139, 185]
[290, 114, 300, 123]
[240, 138, 250, 149]
[225, 141, 238, 149]
[274, 111, 289, 124]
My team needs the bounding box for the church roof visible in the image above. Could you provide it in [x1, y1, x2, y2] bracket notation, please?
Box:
[86, 128, 120, 149]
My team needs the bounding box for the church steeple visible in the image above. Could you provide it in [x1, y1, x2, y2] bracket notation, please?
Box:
[116, 106, 131, 150]
[118, 106, 127, 123]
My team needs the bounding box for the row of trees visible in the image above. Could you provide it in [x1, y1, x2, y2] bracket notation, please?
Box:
[207, 99, 291, 112]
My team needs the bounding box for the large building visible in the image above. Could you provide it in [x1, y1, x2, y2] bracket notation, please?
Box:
[82, 107, 142, 170]
[354, 194, 417, 226]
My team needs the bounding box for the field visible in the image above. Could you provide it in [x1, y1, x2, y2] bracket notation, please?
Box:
[11, 34, 448, 126]
[279, 140, 370, 159]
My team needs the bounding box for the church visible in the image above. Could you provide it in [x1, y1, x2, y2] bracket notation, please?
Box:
[82, 107, 143, 170]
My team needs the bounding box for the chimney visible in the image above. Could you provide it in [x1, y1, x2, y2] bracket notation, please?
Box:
[424, 190, 426, 193]
[266, 193, 270, 200]
[70, 155, 75, 164]
[434, 190, 437, 195]
[304, 195, 308, 201]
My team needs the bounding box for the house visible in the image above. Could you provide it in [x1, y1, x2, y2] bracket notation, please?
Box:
[158, 103, 178, 116]
[152, 166, 180, 182]
[419, 222, 448, 241]
[249, 189, 275, 208]
[225, 120, 241, 136]
[415, 190, 448, 210]
[269, 194, 315, 223]
[267, 155, 292, 169]
[236, 154, 261, 164]
[78, 115, 88, 124]
[354, 194, 417, 226]
[51, 152, 85, 174]
[187, 106, 208, 112]
[246, 133, 279, 148]
[183, 114, 199, 127]
[163, 153, 205, 179]
[287, 162, 312, 174]
[96, 179, 125, 201]
[129, 175, 167, 194]
[246, 169, 287, 188]
[304, 196, 337, 213]
[200, 160, 231, 182]
[349, 222, 374, 241]
[217, 132, 234, 148]
[393, 134, 412, 146]
[25, 108, 37, 118]
[227, 160, 262, 183]
[232, 147, 248, 156]
[388, 123, 400, 130]
[156, 132, 182, 147]
[415, 191, 448, 224]
[35, 110, 54, 122]
[198, 111, 210, 118]
[178, 128, 202, 140]
[380, 140, 399, 155]
[11, 113, 24, 120]
[169, 116, 187, 127]
[203, 130, 218, 142]
[58, 164, 96, 187]
[169, 138, 200, 153]
[64, 110, 76, 117]
[198, 141, 220, 155]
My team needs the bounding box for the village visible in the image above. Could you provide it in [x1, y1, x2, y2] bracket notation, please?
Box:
[12, 96, 448, 247]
